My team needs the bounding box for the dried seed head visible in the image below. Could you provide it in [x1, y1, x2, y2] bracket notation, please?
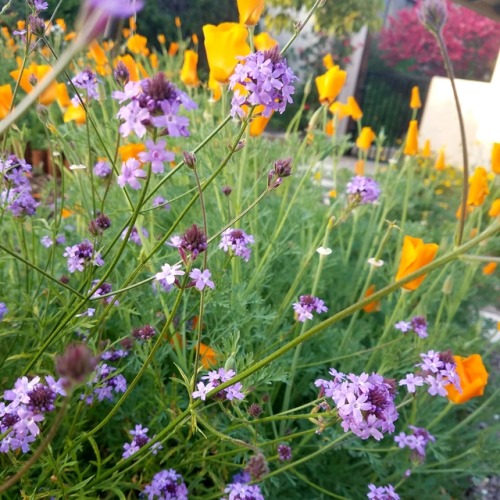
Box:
[56, 343, 97, 386]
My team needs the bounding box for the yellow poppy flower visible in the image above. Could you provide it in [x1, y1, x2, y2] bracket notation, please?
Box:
[404, 120, 419, 156]
[180, 50, 200, 87]
[410, 85, 421, 109]
[237, 0, 265, 26]
[254, 32, 278, 51]
[467, 167, 489, 207]
[315, 65, 347, 105]
[203, 23, 250, 84]
[0, 84, 13, 119]
[356, 127, 376, 151]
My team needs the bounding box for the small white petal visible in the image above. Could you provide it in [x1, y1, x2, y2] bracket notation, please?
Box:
[316, 247, 332, 256]
[69, 164, 87, 170]
[368, 257, 384, 267]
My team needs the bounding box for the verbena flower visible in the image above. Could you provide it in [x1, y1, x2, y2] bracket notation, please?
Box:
[138, 139, 175, 174]
[143, 469, 188, 499]
[277, 443, 292, 461]
[179, 224, 208, 261]
[33, 0, 49, 11]
[152, 196, 170, 210]
[223, 482, 264, 500]
[83, 363, 127, 404]
[117, 158, 146, 189]
[1, 374, 65, 454]
[90, 281, 118, 306]
[132, 324, 156, 341]
[93, 160, 112, 177]
[395, 316, 428, 338]
[193, 368, 245, 401]
[0, 303, 7, 320]
[316, 369, 399, 441]
[245, 452, 269, 481]
[63, 240, 104, 273]
[367, 483, 400, 499]
[229, 45, 297, 118]
[1, 155, 39, 218]
[292, 295, 328, 322]
[121, 226, 148, 246]
[346, 176, 381, 205]
[219, 228, 255, 262]
[71, 69, 99, 102]
[113, 72, 196, 139]
[189, 268, 215, 291]
[155, 263, 185, 286]
[122, 424, 162, 458]
[394, 425, 435, 463]
[399, 350, 461, 397]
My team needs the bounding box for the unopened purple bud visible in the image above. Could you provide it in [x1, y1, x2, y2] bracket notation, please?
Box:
[29, 73, 38, 86]
[418, 0, 447, 34]
[274, 157, 293, 177]
[114, 60, 130, 86]
[248, 403, 263, 418]
[230, 140, 246, 152]
[183, 151, 196, 168]
[245, 452, 269, 481]
[56, 343, 97, 386]
[222, 186, 232, 196]
[28, 14, 46, 37]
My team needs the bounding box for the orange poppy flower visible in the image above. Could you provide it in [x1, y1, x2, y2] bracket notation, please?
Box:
[325, 119, 335, 136]
[404, 120, 419, 156]
[467, 167, 489, 207]
[395, 235, 439, 291]
[149, 53, 158, 69]
[488, 199, 500, 217]
[203, 23, 250, 84]
[157, 34, 166, 45]
[127, 34, 149, 56]
[208, 72, 222, 102]
[192, 33, 199, 45]
[180, 50, 200, 87]
[175, 16, 181, 28]
[198, 342, 217, 369]
[483, 262, 497, 275]
[421, 139, 431, 158]
[315, 65, 347, 105]
[56, 83, 72, 109]
[63, 104, 86, 125]
[10, 64, 57, 106]
[356, 127, 376, 151]
[410, 86, 421, 109]
[249, 105, 273, 136]
[446, 354, 488, 404]
[168, 42, 179, 57]
[323, 53, 334, 69]
[347, 96, 363, 121]
[434, 148, 446, 170]
[355, 160, 365, 176]
[254, 32, 278, 51]
[0, 84, 13, 119]
[237, 0, 265, 26]
[119, 143, 146, 162]
[362, 284, 380, 313]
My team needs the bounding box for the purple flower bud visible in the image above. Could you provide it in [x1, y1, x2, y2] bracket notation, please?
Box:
[418, 0, 447, 34]
[114, 60, 130, 86]
[183, 151, 196, 168]
[245, 452, 269, 481]
[248, 403, 263, 418]
[222, 185, 232, 196]
[56, 343, 97, 386]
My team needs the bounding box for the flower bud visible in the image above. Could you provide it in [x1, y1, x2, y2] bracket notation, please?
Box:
[442, 274, 453, 295]
[222, 185, 232, 197]
[418, 0, 447, 34]
[114, 60, 130, 86]
[183, 151, 196, 168]
[224, 354, 236, 372]
[28, 14, 46, 37]
[56, 343, 97, 386]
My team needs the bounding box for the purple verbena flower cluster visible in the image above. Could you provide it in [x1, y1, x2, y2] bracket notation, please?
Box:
[122, 424, 162, 458]
[40, 234, 66, 248]
[83, 363, 127, 404]
[132, 324, 156, 341]
[71, 69, 99, 103]
[395, 425, 435, 463]
[399, 350, 461, 397]
[277, 443, 292, 461]
[100, 348, 129, 361]
[94, 159, 112, 177]
[0, 303, 7, 320]
[143, 469, 188, 500]
[192, 368, 245, 402]
[117, 158, 146, 189]
[63, 240, 104, 273]
[219, 228, 255, 262]
[155, 263, 185, 289]
[91, 281, 119, 306]
[346, 176, 381, 205]
[113, 72, 196, 139]
[179, 224, 207, 262]
[1, 155, 39, 217]
[395, 316, 428, 338]
[229, 45, 297, 118]
[1, 375, 65, 453]
[315, 368, 399, 440]
[121, 225, 149, 245]
[367, 483, 400, 499]
[223, 482, 265, 500]
[292, 295, 328, 322]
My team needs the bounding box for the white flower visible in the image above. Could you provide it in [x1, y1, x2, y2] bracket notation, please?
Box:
[367, 257, 384, 267]
[69, 164, 87, 170]
[155, 263, 185, 285]
[317, 247, 332, 256]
